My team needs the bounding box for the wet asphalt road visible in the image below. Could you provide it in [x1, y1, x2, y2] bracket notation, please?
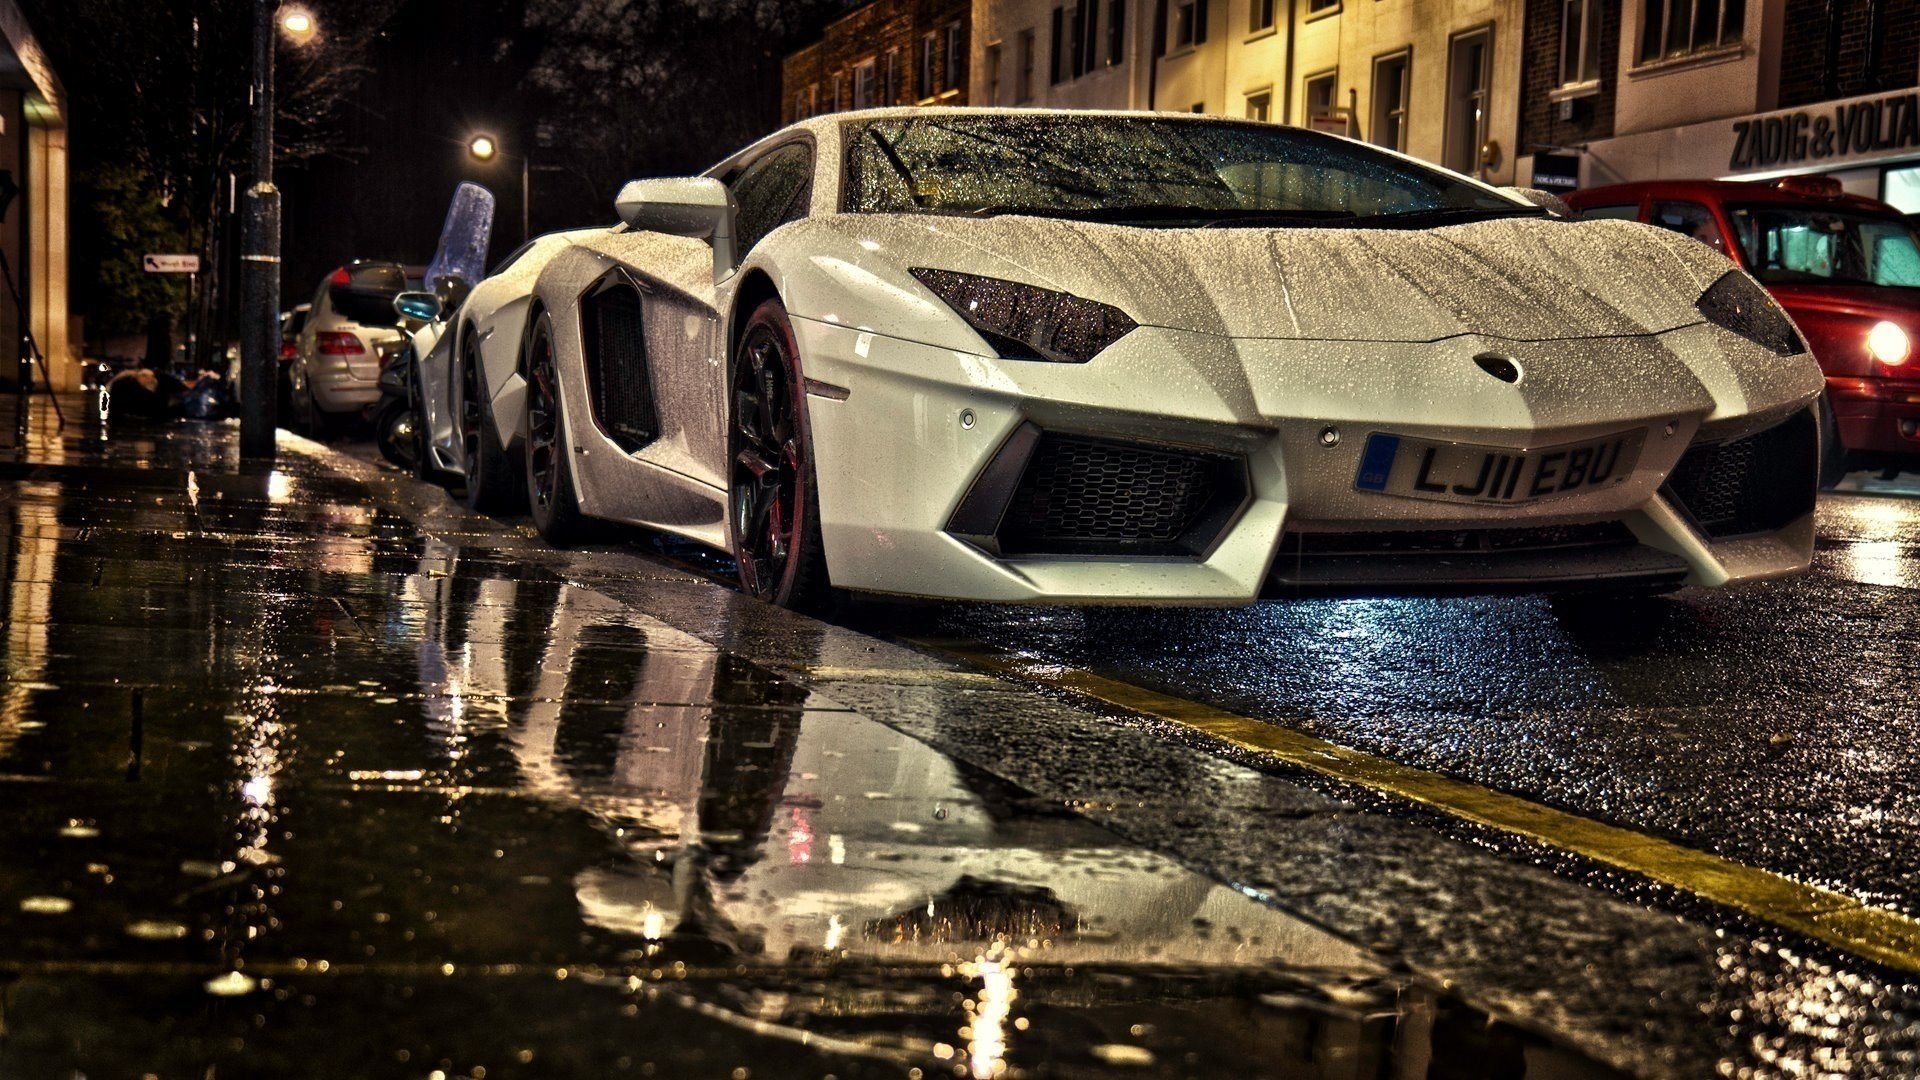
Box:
[5, 406, 1920, 1077]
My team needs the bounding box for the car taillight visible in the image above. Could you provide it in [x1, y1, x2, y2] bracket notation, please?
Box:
[317, 331, 366, 356]
[278, 342, 297, 360]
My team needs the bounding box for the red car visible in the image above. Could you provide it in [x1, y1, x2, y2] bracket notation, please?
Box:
[1568, 177, 1920, 487]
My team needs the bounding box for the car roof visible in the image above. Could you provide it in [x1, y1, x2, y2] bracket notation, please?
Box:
[1568, 178, 1903, 216]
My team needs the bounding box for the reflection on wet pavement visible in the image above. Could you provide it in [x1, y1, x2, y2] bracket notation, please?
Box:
[0, 409, 1624, 1076]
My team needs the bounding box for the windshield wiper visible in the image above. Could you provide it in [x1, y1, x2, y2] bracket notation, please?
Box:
[867, 128, 927, 209]
[1346, 205, 1546, 229]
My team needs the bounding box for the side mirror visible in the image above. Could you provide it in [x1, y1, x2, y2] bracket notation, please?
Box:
[1501, 186, 1576, 219]
[394, 291, 444, 322]
[615, 177, 737, 280]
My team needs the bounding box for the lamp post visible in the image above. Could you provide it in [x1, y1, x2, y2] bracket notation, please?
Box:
[239, 3, 319, 460]
[468, 134, 530, 245]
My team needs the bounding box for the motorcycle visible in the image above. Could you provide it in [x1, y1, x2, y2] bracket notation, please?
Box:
[375, 182, 496, 475]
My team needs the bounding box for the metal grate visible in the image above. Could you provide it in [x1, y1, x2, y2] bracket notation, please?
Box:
[1281, 522, 1636, 556]
[1662, 410, 1816, 538]
[581, 281, 658, 453]
[997, 434, 1237, 556]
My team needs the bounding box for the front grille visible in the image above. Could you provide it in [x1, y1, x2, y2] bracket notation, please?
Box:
[1280, 521, 1636, 556]
[581, 278, 658, 453]
[1662, 410, 1816, 538]
[996, 433, 1245, 556]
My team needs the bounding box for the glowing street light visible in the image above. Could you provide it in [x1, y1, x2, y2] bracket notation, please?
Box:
[466, 134, 529, 243]
[277, 5, 317, 44]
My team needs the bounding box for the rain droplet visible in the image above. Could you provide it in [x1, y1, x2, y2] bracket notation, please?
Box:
[1090, 1044, 1155, 1067]
[20, 896, 72, 915]
[59, 823, 99, 839]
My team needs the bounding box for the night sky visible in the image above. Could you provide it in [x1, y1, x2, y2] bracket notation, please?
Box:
[278, 0, 542, 302]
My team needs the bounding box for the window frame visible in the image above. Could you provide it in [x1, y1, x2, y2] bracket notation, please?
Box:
[919, 31, 938, 100]
[1245, 86, 1273, 122]
[1558, 0, 1603, 87]
[1637, 0, 1745, 66]
[945, 20, 965, 92]
[1371, 49, 1411, 153]
[1442, 26, 1492, 175]
[985, 41, 1003, 105]
[851, 56, 877, 110]
[1302, 68, 1339, 127]
[1250, 0, 1277, 34]
[1017, 27, 1036, 102]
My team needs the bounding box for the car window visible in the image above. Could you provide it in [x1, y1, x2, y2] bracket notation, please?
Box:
[842, 115, 1535, 228]
[1727, 205, 1920, 287]
[1577, 203, 1640, 222]
[1650, 201, 1727, 253]
[729, 142, 814, 254]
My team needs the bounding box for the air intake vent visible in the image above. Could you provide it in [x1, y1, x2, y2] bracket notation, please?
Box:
[1662, 409, 1817, 538]
[995, 433, 1246, 556]
[580, 274, 658, 454]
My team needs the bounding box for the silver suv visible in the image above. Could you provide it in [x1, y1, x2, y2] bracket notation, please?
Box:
[290, 261, 413, 433]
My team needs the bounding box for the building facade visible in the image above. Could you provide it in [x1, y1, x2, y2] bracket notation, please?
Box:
[1516, 0, 1920, 210]
[783, 0, 974, 124]
[0, 0, 70, 390]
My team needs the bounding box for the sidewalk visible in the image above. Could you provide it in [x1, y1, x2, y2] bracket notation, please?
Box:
[0, 396, 1696, 1077]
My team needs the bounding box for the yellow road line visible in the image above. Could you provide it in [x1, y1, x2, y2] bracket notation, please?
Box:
[912, 636, 1920, 974]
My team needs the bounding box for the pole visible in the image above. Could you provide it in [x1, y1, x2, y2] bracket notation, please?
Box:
[521, 154, 531, 245]
[239, 0, 280, 459]
[185, 272, 198, 374]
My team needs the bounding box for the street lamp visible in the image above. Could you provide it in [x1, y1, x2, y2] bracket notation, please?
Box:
[467, 133, 529, 244]
[241, 1, 321, 459]
[277, 5, 317, 43]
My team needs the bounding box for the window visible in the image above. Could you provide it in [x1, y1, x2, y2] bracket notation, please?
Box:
[1559, 0, 1603, 86]
[1727, 205, 1920, 286]
[793, 90, 808, 119]
[946, 21, 965, 91]
[1372, 51, 1410, 152]
[1307, 0, 1339, 14]
[852, 58, 877, 110]
[1577, 203, 1640, 221]
[1650, 200, 1726, 252]
[884, 49, 899, 105]
[1444, 29, 1490, 174]
[1246, 88, 1272, 122]
[985, 43, 1003, 105]
[1017, 28, 1036, 101]
[1171, 0, 1208, 49]
[1078, 0, 1098, 75]
[1107, 0, 1126, 65]
[729, 142, 814, 254]
[1886, 165, 1920, 214]
[1638, 0, 1744, 64]
[1050, 8, 1066, 83]
[919, 32, 937, 99]
[1303, 70, 1338, 126]
[1251, 0, 1276, 32]
[832, 72, 844, 111]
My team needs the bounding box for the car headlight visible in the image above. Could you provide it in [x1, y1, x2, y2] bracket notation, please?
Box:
[1695, 269, 1805, 356]
[1867, 320, 1911, 366]
[909, 268, 1137, 364]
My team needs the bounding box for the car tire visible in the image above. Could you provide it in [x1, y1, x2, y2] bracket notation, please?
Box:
[728, 298, 832, 613]
[524, 312, 600, 546]
[458, 336, 520, 514]
[1818, 395, 1849, 491]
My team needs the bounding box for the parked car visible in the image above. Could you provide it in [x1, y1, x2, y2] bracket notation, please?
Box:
[289, 261, 413, 435]
[276, 304, 311, 423]
[425, 107, 1824, 610]
[1568, 177, 1920, 486]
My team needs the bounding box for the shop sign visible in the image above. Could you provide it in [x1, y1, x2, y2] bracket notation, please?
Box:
[1728, 91, 1920, 172]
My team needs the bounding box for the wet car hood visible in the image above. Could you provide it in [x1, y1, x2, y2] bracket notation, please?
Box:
[847, 214, 1728, 343]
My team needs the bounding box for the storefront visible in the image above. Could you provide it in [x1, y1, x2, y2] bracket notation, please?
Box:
[1566, 85, 1920, 212]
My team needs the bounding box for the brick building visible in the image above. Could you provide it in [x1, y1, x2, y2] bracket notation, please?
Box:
[1515, 0, 1920, 209]
[782, 0, 973, 124]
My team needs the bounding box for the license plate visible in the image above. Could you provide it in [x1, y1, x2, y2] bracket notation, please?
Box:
[1353, 429, 1645, 505]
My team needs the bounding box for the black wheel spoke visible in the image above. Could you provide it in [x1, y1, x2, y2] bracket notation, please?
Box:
[730, 325, 804, 600]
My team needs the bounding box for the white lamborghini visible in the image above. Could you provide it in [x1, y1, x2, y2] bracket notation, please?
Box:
[418, 108, 1826, 609]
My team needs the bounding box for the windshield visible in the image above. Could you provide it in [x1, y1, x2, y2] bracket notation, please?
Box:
[1726, 204, 1920, 288]
[842, 115, 1534, 227]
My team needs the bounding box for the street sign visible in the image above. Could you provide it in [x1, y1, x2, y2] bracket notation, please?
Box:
[143, 254, 201, 273]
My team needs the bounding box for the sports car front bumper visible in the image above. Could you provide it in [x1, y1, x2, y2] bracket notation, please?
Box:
[794, 316, 1824, 604]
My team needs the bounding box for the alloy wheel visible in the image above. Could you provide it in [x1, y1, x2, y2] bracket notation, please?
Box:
[526, 328, 561, 514]
[730, 327, 802, 599]
[461, 348, 484, 486]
